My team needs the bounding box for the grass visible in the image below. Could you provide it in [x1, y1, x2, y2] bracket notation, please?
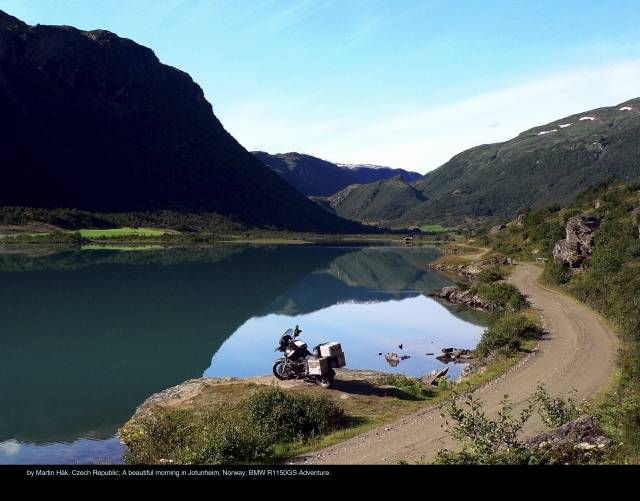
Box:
[420, 224, 455, 233]
[78, 227, 173, 238]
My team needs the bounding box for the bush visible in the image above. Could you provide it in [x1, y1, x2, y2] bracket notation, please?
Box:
[434, 388, 604, 465]
[476, 266, 505, 283]
[542, 258, 572, 285]
[121, 387, 347, 464]
[476, 313, 541, 357]
[373, 374, 434, 400]
[532, 383, 582, 428]
[245, 388, 346, 441]
[435, 393, 533, 464]
[471, 282, 527, 310]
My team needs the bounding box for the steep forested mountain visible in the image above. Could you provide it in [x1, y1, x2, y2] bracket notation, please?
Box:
[0, 10, 358, 232]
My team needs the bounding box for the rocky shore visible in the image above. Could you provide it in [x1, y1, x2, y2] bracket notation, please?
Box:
[432, 285, 501, 312]
[427, 253, 513, 278]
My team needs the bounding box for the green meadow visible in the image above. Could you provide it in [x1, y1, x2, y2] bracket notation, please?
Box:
[78, 227, 172, 238]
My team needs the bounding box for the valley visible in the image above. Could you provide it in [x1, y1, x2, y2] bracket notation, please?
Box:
[0, 5, 638, 469]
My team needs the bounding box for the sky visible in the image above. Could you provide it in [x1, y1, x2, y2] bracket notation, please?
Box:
[2, 0, 640, 173]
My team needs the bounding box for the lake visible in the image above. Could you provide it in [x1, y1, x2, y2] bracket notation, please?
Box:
[0, 243, 487, 464]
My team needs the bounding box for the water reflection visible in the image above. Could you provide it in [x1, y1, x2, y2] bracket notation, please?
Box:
[0, 244, 486, 464]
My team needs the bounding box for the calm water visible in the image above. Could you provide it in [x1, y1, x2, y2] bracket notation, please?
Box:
[0, 244, 487, 464]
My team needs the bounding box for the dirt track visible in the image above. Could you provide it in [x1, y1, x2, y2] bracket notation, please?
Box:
[291, 263, 616, 464]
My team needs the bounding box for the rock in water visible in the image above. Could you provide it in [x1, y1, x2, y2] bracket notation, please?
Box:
[384, 352, 400, 367]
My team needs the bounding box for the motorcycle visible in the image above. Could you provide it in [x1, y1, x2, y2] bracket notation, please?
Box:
[272, 325, 336, 389]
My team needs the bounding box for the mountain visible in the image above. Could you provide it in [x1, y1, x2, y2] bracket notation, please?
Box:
[406, 98, 640, 223]
[321, 176, 426, 225]
[252, 151, 420, 196]
[338, 162, 421, 185]
[330, 99, 640, 226]
[0, 11, 357, 233]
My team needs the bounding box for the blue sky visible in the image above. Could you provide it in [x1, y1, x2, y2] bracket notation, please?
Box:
[2, 0, 640, 172]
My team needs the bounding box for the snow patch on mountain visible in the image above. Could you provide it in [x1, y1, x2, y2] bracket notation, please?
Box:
[336, 163, 394, 170]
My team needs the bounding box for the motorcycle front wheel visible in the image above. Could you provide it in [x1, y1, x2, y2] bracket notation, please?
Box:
[273, 359, 295, 380]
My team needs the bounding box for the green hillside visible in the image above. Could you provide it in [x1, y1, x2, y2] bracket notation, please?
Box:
[485, 180, 640, 462]
[325, 176, 426, 226]
[324, 99, 640, 227]
[406, 98, 640, 223]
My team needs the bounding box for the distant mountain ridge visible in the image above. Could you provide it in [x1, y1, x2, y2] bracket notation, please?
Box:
[0, 10, 358, 233]
[319, 176, 426, 226]
[252, 151, 421, 196]
[329, 98, 640, 226]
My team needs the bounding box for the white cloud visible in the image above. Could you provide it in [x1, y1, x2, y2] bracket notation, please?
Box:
[221, 59, 640, 173]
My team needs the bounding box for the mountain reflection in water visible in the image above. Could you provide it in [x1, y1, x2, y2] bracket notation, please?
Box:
[0, 244, 486, 463]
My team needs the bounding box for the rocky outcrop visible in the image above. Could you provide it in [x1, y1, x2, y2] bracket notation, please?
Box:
[525, 416, 612, 451]
[421, 367, 449, 385]
[432, 285, 501, 311]
[435, 347, 473, 364]
[489, 224, 506, 234]
[428, 253, 512, 278]
[552, 214, 601, 267]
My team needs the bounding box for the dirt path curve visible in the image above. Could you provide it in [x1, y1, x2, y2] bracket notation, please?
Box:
[290, 263, 616, 464]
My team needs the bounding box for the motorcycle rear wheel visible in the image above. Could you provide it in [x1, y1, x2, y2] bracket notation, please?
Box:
[315, 370, 335, 389]
[273, 359, 295, 380]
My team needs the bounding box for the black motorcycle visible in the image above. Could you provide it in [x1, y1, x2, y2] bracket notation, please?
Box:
[272, 325, 335, 388]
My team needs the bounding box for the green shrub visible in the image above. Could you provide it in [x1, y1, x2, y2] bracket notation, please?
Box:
[245, 387, 346, 441]
[121, 387, 347, 465]
[471, 282, 527, 310]
[373, 374, 434, 400]
[542, 258, 572, 286]
[532, 383, 582, 428]
[434, 389, 607, 465]
[435, 393, 533, 464]
[476, 313, 541, 357]
[476, 266, 505, 283]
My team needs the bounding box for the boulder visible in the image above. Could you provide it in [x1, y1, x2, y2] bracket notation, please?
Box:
[421, 367, 449, 386]
[553, 214, 601, 268]
[436, 348, 472, 364]
[525, 415, 612, 451]
[552, 240, 583, 267]
[384, 352, 400, 367]
[489, 224, 506, 235]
